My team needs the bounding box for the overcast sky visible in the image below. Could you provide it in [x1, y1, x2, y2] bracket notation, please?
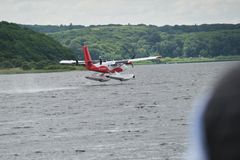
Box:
[0, 0, 239, 26]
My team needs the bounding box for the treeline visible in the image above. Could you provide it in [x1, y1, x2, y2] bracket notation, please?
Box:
[22, 23, 240, 34]
[44, 24, 240, 60]
[158, 23, 240, 34]
[0, 21, 75, 69]
[21, 23, 85, 33]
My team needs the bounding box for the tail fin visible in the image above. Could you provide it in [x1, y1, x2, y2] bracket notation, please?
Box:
[83, 45, 93, 68]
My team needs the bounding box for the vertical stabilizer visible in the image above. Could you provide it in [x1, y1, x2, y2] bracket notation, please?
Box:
[83, 45, 93, 68]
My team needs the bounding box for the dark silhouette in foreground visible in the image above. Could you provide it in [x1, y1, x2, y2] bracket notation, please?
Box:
[190, 63, 240, 160]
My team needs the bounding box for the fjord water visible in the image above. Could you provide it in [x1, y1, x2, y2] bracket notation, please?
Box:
[0, 62, 238, 160]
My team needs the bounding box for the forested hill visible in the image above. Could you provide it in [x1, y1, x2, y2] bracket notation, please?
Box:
[18, 23, 240, 61]
[0, 21, 75, 68]
[38, 24, 240, 60]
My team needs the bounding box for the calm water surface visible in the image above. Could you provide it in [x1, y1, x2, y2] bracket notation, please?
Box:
[0, 62, 239, 160]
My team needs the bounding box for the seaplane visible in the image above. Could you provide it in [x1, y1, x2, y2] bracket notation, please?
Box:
[60, 45, 161, 82]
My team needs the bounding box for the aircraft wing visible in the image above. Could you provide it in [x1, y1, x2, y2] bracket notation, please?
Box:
[114, 56, 161, 65]
[60, 56, 161, 66]
[127, 56, 161, 63]
[59, 60, 85, 66]
[59, 60, 102, 66]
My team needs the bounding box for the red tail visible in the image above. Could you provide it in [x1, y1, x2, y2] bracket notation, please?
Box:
[83, 45, 93, 69]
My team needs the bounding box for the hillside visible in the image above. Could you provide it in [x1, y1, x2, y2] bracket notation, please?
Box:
[42, 24, 240, 60]
[0, 21, 75, 69]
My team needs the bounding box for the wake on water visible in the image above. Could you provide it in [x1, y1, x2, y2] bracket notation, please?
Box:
[0, 87, 77, 94]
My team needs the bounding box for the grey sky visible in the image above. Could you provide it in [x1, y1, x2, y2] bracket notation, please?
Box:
[0, 0, 239, 26]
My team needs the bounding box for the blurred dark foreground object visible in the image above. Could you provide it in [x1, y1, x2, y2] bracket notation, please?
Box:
[189, 63, 240, 160]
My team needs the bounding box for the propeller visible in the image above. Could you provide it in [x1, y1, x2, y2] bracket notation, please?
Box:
[130, 52, 136, 68]
[128, 61, 134, 68]
[131, 53, 136, 59]
[99, 56, 102, 65]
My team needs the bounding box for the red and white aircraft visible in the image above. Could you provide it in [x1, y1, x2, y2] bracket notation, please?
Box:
[60, 45, 161, 82]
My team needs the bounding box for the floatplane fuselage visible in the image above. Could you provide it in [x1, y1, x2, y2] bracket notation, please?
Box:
[60, 45, 161, 82]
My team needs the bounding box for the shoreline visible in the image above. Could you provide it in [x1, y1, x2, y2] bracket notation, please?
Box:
[136, 55, 240, 65]
[1, 56, 239, 75]
[0, 66, 85, 75]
